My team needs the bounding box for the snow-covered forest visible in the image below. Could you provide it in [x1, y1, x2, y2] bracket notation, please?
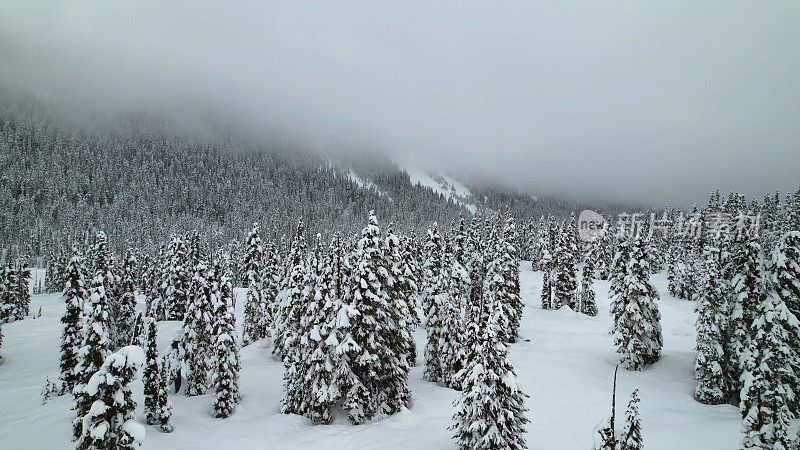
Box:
[2, 2, 800, 449]
[2, 184, 800, 448]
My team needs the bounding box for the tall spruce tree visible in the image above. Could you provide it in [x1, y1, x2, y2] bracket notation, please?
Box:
[725, 235, 763, 403]
[739, 289, 800, 449]
[342, 211, 410, 423]
[72, 268, 114, 440]
[579, 256, 599, 316]
[143, 318, 161, 425]
[181, 260, 214, 396]
[242, 223, 267, 345]
[450, 242, 529, 450]
[423, 223, 448, 383]
[60, 249, 87, 395]
[694, 247, 728, 404]
[612, 235, 662, 370]
[501, 214, 523, 342]
[116, 249, 138, 346]
[273, 220, 307, 360]
[211, 258, 241, 418]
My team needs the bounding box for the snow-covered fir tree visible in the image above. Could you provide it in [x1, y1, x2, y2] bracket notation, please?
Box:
[739, 289, 800, 449]
[242, 222, 268, 346]
[450, 241, 529, 450]
[273, 220, 307, 360]
[771, 231, 800, 326]
[211, 258, 241, 418]
[14, 261, 31, 320]
[281, 233, 320, 416]
[617, 389, 643, 450]
[342, 212, 411, 423]
[553, 224, 578, 312]
[180, 259, 215, 396]
[164, 235, 189, 320]
[156, 356, 174, 432]
[540, 219, 557, 310]
[612, 235, 663, 370]
[143, 318, 161, 426]
[0, 264, 20, 322]
[384, 225, 418, 378]
[115, 249, 138, 346]
[423, 222, 448, 383]
[501, 214, 523, 342]
[76, 346, 146, 450]
[60, 248, 87, 395]
[442, 242, 468, 388]
[725, 234, 763, 403]
[578, 256, 599, 316]
[694, 247, 728, 404]
[72, 267, 114, 440]
[608, 239, 631, 328]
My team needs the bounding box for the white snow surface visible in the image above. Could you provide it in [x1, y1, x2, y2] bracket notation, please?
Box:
[399, 162, 478, 213]
[346, 169, 389, 199]
[0, 264, 741, 449]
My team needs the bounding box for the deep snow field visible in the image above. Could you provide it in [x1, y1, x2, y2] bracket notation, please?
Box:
[0, 263, 741, 449]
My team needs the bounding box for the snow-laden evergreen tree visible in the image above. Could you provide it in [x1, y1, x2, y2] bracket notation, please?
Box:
[739, 289, 800, 449]
[0, 263, 19, 322]
[452, 231, 487, 391]
[423, 223, 448, 383]
[143, 318, 161, 425]
[156, 356, 174, 432]
[286, 234, 342, 424]
[262, 240, 282, 337]
[578, 255, 599, 316]
[530, 216, 545, 271]
[342, 211, 411, 423]
[146, 244, 168, 321]
[540, 219, 557, 310]
[211, 258, 241, 418]
[76, 346, 146, 450]
[450, 241, 529, 450]
[281, 234, 319, 416]
[242, 222, 267, 345]
[60, 248, 87, 395]
[15, 261, 31, 320]
[694, 247, 728, 404]
[501, 214, 523, 342]
[180, 259, 215, 396]
[725, 234, 763, 403]
[612, 235, 662, 370]
[772, 231, 800, 325]
[553, 224, 578, 312]
[442, 244, 469, 388]
[72, 268, 114, 440]
[116, 249, 138, 346]
[617, 389, 643, 450]
[164, 235, 189, 320]
[608, 239, 631, 328]
[92, 231, 119, 308]
[384, 225, 418, 375]
[273, 220, 307, 360]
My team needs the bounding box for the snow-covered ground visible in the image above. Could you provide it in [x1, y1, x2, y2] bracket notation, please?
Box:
[0, 263, 740, 449]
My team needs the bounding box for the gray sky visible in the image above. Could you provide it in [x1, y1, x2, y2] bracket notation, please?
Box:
[2, 1, 798, 207]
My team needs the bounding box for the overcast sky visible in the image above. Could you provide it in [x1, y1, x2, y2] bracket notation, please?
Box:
[1, 1, 798, 207]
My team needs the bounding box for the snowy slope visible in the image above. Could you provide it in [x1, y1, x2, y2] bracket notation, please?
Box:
[0, 265, 741, 449]
[398, 162, 478, 213]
